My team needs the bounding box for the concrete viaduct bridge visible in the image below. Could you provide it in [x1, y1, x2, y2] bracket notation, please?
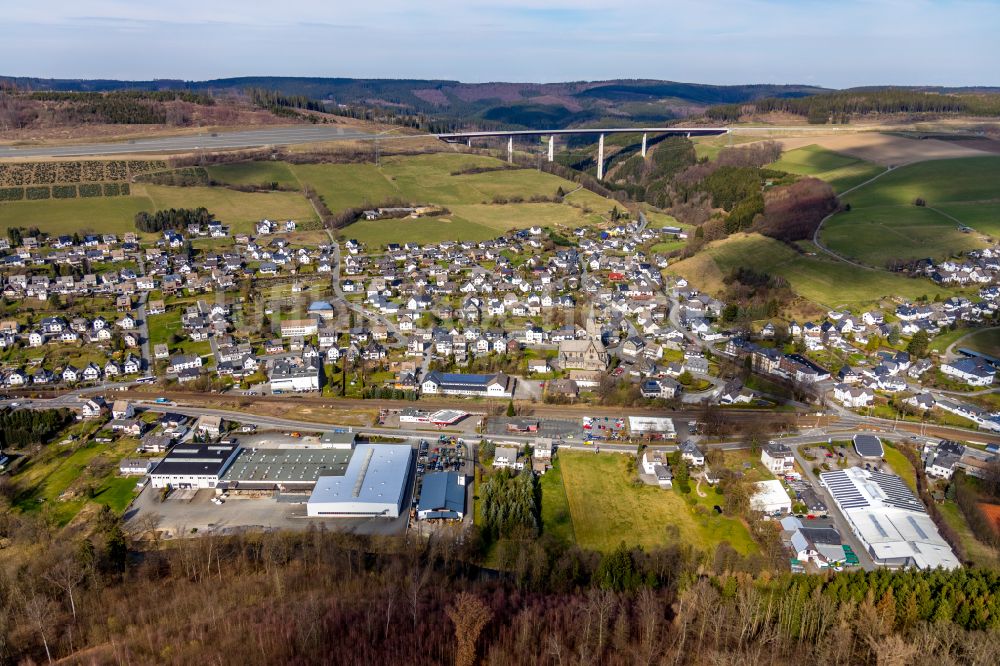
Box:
[436, 127, 727, 179]
[434, 125, 854, 179]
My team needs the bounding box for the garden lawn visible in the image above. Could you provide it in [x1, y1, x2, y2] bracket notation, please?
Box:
[881, 443, 917, 492]
[556, 452, 756, 554]
[539, 456, 575, 544]
[770, 144, 886, 193]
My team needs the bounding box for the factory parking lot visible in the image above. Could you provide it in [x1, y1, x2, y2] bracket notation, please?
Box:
[126, 469, 413, 538]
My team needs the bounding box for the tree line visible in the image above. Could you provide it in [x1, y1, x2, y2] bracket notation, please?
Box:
[134, 207, 214, 232]
[707, 89, 1000, 123]
[0, 408, 74, 448]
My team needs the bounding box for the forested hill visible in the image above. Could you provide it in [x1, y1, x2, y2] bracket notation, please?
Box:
[707, 88, 1000, 122]
[0, 76, 828, 129]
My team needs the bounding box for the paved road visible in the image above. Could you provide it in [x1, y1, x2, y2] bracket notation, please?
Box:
[136, 291, 152, 373]
[0, 125, 376, 158]
[326, 230, 404, 347]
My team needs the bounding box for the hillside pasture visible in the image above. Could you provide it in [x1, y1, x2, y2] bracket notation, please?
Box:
[842, 156, 1000, 208]
[821, 206, 986, 266]
[820, 156, 1000, 267]
[769, 144, 885, 193]
[669, 233, 954, 308]
[293, 154, 617, 210]
[345, 202, 600, 246]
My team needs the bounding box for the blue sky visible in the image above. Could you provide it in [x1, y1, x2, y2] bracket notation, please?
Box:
[2, 1, 998, 86]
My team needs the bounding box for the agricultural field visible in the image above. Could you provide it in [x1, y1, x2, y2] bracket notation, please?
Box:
[0, 194, 154, 237]
[821, 206, 985, 266]
[0, 181, 316, 238]
[547, 451, 756, 554]
[2, 153, 615, 242]
[205, 161, 302, 190]
[821, 156, 1000, 267]
[137, 184, 317, 233]
[669, 233, 955, 309]
[292, 152, 617, 220]
[769, 144, 885, 193]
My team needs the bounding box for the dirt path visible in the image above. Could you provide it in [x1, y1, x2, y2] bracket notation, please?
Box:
[944, 326, 1000, 361]
[695, 477, 707, 498]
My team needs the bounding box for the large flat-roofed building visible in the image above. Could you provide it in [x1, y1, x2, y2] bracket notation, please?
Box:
[307, 444, 412, 518]
[269, 357, 320, 392]
[280, 318, 319, 338]
[319, 431, 357, 449]
[150, 442, 241, 489]
[820, 466, 960, 570]
[751, 479, 792, 514]
[220, 448, 351, 491]
[421, 371, 514, 398]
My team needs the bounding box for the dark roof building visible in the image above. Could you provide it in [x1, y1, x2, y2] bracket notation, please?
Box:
[853, 434, 885, 459]
[149, 442, 241, 489]
[417, 471, 466, 520]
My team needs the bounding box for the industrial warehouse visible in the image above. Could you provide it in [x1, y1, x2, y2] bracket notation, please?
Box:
[307, 444, 414, 518]
[219, 448, 351, 492]
[819, 467, 960, 570]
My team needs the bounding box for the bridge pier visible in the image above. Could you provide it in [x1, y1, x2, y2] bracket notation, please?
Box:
[641, 132, 647, 158]
[547, 135, 554, 162]
[467, 137, 472, 148]
[507, 136, 513, 163]
[597, 133, 605, 180]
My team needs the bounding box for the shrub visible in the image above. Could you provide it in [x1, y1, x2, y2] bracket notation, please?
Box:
[0, 187, 24, 201]
[121, 183, 130, 195]
[26, 186, 50, 200]
[79, 183, 102, 198]
[52, 185, 77, 199]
